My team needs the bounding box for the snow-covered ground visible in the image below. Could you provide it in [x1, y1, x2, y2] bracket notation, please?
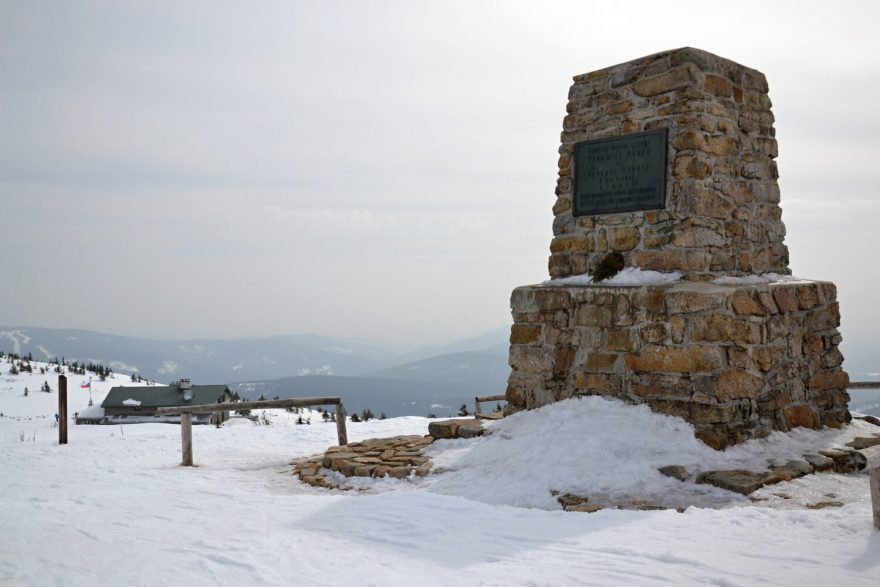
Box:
[1, 358, 879, 586]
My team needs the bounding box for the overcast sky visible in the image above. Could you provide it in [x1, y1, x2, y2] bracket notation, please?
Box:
[1, 1, 878, 366]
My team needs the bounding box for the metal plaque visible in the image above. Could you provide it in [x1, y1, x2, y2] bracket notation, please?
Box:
[573, 129, 668, 216]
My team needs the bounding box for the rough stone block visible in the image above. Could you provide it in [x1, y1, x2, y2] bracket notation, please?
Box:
[784, 405, 821, 429]
[632, 64, 699, 96]
[574, 372, 619, 394]
[697, 470, 773, 495]
[428, 418, 479, 440]
[510, 324, 542, 345]
[665, 288, 726, 314]
[586, 352, 617, 371]
[716, 369, 764, 401]
[808, 370, 848, 391]
[692, 314, 759, 344]
[509, 346, 554, 374]
[625, 345, 723, 373]
[575, 305, 613, 328]
[606, 328, 635, 351]
[731, 291, 764, 316]
[772, 287, 800, 313]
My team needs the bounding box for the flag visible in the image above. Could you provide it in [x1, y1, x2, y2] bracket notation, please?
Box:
[80, 381, 91, 390]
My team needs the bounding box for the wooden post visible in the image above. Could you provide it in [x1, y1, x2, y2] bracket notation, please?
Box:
[156, 396, 346, 464]
[335, 403, 348, 446]
[870, 468, 880, 530]
[180, 413, 193, 466]
[58, 375, 68, 444]
[474, 396, 482, 416]
[864, 446, 880, 530]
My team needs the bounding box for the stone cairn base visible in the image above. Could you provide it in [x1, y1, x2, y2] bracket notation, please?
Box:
[507, 279, 850, 449]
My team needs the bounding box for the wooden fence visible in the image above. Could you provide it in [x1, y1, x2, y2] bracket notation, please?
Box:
[474, 394, 506, 420]
[156, 396, 347, 466]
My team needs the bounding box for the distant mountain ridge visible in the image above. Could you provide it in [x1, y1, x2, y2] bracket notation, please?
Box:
[230, 373, 505, 419]
[367, 348, 509, 383]
[0, 326, 511, 415]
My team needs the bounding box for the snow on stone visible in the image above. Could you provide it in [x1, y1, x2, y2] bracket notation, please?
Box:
[544, 266, 682, 287]
[711, 272, 802, 285]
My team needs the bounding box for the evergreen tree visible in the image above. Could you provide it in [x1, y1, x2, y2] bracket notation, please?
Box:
[458, 404, 469, 417]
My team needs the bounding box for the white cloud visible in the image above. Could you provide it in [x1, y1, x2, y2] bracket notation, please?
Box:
[157, 361, 178, 375]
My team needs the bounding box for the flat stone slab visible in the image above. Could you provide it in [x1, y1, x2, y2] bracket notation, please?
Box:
[428, 418, 486, 439]
[555, 491, 681, 512]
[845, 436, 880, 450]
[806, 501, 844, 509]
[658, 465, 689, 481]
[697, 470, 779, 495]
[803, 453, 835, 471]
[854, 415, 880, 427]
[818, 449, 867, 473]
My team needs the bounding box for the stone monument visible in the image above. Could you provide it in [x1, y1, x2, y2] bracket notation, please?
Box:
[506, 48, 850, 449]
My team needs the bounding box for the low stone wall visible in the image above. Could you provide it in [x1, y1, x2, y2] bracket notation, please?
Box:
[506, 280, 850, 448]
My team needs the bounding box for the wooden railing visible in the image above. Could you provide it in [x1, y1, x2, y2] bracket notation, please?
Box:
[156, 396, 347, 466]
[850, 382, 880, 389]
[474, 394, 506, 420]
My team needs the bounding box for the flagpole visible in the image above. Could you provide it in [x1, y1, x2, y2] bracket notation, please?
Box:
[88, 376, 93, 406]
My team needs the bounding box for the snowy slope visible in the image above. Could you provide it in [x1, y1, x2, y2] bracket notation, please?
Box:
[1, 359, 879, 586]
[0, 358, 161, 422]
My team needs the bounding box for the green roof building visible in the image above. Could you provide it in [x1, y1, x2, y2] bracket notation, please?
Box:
[100, 379, 233, 424]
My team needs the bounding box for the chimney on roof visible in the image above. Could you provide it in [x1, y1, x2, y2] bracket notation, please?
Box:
[179, 378, 193, 401]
